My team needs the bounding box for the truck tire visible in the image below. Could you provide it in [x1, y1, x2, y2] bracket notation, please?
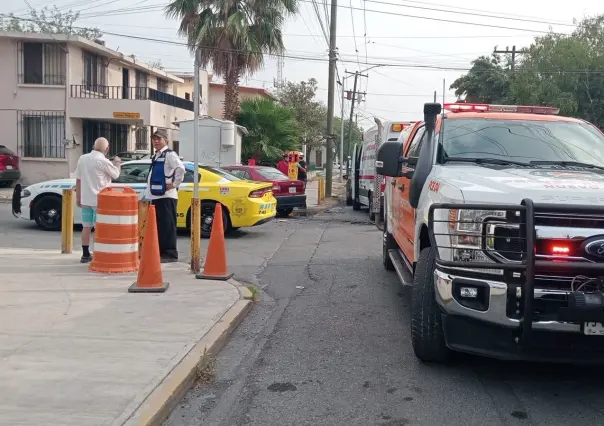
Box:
[352, 197, 361, 211]
[368, 193, 376, 221]
[411, 247, 451, 363]
[383, 221, 396, 271]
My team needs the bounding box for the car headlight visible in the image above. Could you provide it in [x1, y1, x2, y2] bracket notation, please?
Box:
[21, 189, 31, 198]
[446, 208, 506, 273]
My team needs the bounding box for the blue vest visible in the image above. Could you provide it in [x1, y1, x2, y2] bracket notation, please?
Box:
[149, 149, 175, 196]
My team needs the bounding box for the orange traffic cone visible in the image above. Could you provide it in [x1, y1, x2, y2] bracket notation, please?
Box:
[128, 205, 169, 293]
[196, 203, 233, 281]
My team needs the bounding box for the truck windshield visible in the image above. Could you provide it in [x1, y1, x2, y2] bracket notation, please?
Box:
[442, 118, 604, 167]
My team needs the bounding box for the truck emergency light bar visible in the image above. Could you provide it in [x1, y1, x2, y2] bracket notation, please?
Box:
[443, 103, 560, 115]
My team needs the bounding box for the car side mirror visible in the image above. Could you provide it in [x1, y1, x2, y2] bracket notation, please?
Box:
[376, 139, 404, 177]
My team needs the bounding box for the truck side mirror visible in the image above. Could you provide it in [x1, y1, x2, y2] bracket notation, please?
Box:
[376, 139, 404, 177]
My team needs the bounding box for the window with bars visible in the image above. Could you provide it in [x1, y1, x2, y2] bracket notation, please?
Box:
[135, 127, 149, 151]
[19, 42, 66, 85]
[82, 120, 128, 156]
[135, 70, 148, 100]
[83, 51, 107, 93]
[157, 78, 168, 93]
[18, 111, 66, 158]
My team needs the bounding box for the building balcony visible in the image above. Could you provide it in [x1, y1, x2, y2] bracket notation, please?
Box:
[69, 85, 195, 126]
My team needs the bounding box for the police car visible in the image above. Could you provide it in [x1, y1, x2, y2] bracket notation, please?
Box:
[377, 102, 604, 363]
[12, 159, 277, 237]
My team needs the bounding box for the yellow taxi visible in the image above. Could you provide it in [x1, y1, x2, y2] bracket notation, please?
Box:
[177, 161, 277, 237]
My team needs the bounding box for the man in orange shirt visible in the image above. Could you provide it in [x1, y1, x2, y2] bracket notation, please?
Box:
[276, 153, 289, 175]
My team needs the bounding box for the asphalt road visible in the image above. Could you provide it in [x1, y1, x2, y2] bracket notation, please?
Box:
[3, 203, 604, 425]
[164, 206, 604, 426]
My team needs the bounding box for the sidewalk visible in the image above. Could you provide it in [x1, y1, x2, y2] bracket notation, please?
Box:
[0, 248, 251, 426]
[302, 178, 346, 212]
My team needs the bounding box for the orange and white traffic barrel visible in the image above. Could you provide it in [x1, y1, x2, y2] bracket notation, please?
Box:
[89, 186, 139, 273]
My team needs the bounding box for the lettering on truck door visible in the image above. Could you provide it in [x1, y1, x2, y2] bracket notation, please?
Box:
[394, 126, 426, 262]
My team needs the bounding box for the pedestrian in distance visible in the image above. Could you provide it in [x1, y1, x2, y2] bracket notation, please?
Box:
[297, 153, 308, 190]
[74, 137, 121, 263]
[276, 153, 289, 176]
[145, 129, 185, 263]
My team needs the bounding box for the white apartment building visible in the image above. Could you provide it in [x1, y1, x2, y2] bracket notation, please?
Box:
[0, 31, 210, 184]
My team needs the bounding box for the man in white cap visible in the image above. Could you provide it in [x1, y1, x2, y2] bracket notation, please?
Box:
[74, 137, 121, 263]
[145, 129, 185, 263]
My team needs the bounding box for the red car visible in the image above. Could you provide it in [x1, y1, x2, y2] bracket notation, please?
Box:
[222, 165, 306, 217]
[0, 145, 20, 187]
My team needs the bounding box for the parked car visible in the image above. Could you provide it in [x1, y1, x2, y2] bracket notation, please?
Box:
[12, 160, 277, 237]
[116, 150, 151, 161]
[0, 145, 20, 187]
[222, 165, 306, 217]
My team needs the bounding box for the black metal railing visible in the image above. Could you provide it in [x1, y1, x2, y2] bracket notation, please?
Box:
[70, 85, 194, 112]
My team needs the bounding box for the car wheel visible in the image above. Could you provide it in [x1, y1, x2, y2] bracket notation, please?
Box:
[368, 193, 376, 221]
[352, 197, 361, 211]
[276, 208, 293, 218]
[383, 205, 396, 271]
[188, 203, 230, 239]
[33, 195, 62, 231]
[411, 247, 451, 363]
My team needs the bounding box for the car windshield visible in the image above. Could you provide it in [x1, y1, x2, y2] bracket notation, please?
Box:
[441, 118, 604, 167]
[200, 165, 242, 181]
[257, 167, 289, 181]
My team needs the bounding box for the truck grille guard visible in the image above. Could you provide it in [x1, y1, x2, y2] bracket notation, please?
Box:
[428, 200, 604, 342]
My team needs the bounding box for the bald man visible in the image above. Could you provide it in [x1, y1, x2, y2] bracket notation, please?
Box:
[73, 138, 121, 263]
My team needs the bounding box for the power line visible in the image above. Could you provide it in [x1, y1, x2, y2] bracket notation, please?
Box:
[4, 15, 602, 75]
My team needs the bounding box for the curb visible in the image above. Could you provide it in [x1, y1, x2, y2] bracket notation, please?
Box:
[292, 197, 341, 217]
[124, 288, 253, 426]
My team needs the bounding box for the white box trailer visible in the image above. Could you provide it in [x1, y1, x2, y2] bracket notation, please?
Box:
[176, 116, 248, 167]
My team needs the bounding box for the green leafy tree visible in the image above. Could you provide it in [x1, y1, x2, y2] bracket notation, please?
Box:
[165, 0, 297, 121]
[451, 14, 604, 129]
[0, 6, 102, 40]
[331, 116, 363, 159]
[450, 53, 511, 104]
[276, 78, 326, 156]
[237, 98, 301, 164]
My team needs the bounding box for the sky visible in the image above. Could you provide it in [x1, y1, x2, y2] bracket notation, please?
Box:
[4, 0, 603, 129]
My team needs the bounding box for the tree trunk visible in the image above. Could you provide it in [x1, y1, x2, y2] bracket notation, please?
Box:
[223, 67, 241, 121]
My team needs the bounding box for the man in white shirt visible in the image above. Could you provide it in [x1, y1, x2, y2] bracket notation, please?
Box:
[73, 137, 121, 263]
[145, 129, 185, 263]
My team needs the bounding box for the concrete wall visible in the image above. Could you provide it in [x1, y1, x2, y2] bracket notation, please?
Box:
[207, 85, 270, 119]
[0, 37, 196, 184]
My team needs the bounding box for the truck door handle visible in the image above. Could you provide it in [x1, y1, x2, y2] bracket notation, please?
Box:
[398, 185, 405, 191]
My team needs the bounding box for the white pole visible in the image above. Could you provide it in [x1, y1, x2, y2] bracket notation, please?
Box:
[339, 77, 345, 182]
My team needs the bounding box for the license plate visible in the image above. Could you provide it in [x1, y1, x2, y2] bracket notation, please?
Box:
[6, 165, 12, 170]
[289, 187, 296, 193]
[584, 322, 604, 335]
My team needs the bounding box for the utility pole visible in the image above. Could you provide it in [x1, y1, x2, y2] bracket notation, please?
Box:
[190, 49, 201, 274]
[339, 73, 345, 182]
[493, 45, 517, 71]
[325, 0, 338, 197]
[345, 71, 367, 167]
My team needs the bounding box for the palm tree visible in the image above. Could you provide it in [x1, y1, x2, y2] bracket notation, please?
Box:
[237, 98, 300, 163]
[165, 0, 297, 121]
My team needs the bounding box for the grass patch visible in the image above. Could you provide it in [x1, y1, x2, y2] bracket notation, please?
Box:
[196, 348, 216, 384]
[246, 285, 259, 301]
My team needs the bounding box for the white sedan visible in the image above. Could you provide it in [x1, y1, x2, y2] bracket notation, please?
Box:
[11, 160, 172, 230]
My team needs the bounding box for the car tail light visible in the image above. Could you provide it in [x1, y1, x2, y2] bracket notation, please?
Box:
[272, 183, 281, 194]
[249, 188, 270, 198]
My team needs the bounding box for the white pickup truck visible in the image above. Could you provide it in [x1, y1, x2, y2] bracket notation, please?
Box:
[377, 101, 604, 363]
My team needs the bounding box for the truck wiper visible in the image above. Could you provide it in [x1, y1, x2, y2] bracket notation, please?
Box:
[529, 160, 604, 171]
[444, 157, 530, 166]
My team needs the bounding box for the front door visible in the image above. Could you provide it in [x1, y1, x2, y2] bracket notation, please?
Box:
[394, 126, 426, 263]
